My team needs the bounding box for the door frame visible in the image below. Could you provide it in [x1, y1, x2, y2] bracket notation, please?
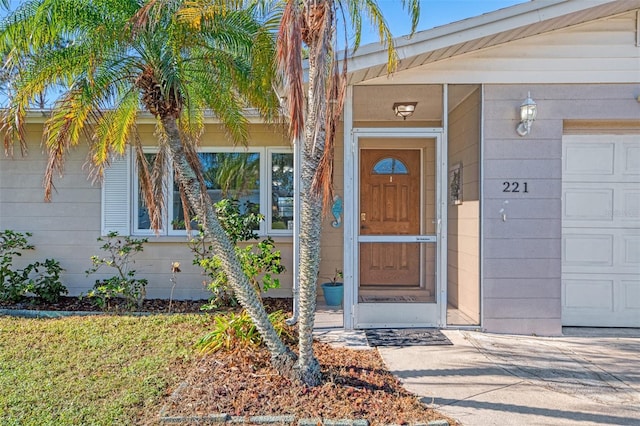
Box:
[343, 127, 447, 329]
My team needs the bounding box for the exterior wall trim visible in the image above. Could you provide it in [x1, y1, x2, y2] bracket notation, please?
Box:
[479, 84, 486, 331]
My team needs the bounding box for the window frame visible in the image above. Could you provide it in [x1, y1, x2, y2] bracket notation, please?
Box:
[132, 146, 293, 238]
[267, 148, 295, 236]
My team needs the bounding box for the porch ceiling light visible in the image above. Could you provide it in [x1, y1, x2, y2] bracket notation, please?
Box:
[516, 92, 537, 136]
[393, 102, 417, 120]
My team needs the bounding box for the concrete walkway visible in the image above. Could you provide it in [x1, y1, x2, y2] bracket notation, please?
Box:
[313, 309, 640, 425]
[381, 329, 640, 426]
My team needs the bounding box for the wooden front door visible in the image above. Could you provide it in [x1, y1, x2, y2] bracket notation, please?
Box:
[359, 149, 421, 286]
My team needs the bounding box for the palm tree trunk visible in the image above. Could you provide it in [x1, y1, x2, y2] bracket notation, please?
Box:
[159, 114, 297, 377]
[295, 50, 324, 387]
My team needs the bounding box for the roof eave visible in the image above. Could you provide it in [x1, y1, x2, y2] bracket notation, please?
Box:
[347, 0, 640, 84]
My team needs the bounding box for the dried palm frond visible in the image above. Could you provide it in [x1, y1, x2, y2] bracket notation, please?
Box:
[312, 43, 346, 212]
[276, 1, 305, 142]
[1, 103, 27, 158]
[134, 135, 165, 233]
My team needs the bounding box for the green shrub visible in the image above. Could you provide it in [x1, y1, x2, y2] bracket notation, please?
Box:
[22, 258, 66, 302]
[196, 310, 294, 353]
[0, 230, 67, 303]
[85, 232, 148, 310]
[189, 199, 285, 310]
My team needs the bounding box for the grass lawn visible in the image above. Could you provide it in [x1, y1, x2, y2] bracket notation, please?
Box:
[0, 314, 210, 425]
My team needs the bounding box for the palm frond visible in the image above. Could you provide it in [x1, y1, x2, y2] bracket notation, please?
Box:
[356, 0, 396, 72]
[401, 0, 420, 35]
[42, 84, 100, 201]
[179, 102, 205, 141]
[276, 1, 305, 141]
[135, 137, 165, 233]
[1, 101, 27, 157]
[90, 86, 140, 179]
[307, 0, 332, 155]
[312, 38, 347, 211]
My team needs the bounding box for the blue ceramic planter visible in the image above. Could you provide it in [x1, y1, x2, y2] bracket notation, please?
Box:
[321, 283, 344, 306]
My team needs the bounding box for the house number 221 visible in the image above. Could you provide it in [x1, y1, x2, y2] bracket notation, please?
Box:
[502, 181, 529, 193]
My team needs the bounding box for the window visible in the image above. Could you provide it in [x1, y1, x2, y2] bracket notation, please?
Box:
[373, 157, 408, 175]
[271, 152, 294, 231]
[170, 151, 262, 234]
[118, 147, 293, 237]
[135, 152, 156, 232]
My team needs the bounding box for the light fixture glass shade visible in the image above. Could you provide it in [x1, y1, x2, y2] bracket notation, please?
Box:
[516, 92, 537, 136]
[392, 102, 417, 120]
[520, 93, 537, 122]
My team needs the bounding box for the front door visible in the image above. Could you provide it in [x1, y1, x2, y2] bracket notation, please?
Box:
[360, 149, 421, 286]
[354, 135, 443, 328]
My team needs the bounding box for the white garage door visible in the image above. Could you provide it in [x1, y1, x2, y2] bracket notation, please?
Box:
[562, 135, 640, 327]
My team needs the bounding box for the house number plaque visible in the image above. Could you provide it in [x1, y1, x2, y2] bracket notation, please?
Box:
[502, 181, 529, 193]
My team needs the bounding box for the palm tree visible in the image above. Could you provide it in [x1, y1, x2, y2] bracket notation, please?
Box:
[2, 0, 420, 387]
[275, 0, 419, 385]
[0, 0, 298, 377]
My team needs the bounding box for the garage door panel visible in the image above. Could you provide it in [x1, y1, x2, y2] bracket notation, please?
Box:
[562, 135, 640, 327]
[563, 229, 640, 274]
[623, 235, 640, 266]
[622, 143, 640, 175]
[563, 278, 613, 309]
[563, 234, 613, 267]
[564, 137, 640, 183]
[622, 190, 640, 224]
[563, 311, 639, 328]
[623, 280, 640, 309]
[564, 183, 640, 228]
[563, 142, 614, 177]
[563, 275, 640, 327]
[563, 188, 612, 222]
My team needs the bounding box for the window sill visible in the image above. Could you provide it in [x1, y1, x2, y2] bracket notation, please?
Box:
[136, 234, 294, 244]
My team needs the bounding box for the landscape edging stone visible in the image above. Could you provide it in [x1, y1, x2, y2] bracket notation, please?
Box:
[159, 414, 449, 426]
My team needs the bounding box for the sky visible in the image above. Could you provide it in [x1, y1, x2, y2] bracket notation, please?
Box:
[0, 0, 529, 106]
[2, 0, 529, 41]
[359, 0, 528, 45]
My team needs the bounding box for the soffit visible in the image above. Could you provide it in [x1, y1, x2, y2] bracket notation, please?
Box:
[352, 85, 443, 122]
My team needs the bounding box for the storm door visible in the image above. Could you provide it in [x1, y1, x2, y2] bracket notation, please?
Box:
[354, 136, 443, 328]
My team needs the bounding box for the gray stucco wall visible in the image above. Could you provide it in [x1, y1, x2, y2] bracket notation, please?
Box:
[482, 83, 640, 335]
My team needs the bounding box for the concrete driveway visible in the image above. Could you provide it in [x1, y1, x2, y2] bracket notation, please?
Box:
[379, 328, 640, 426]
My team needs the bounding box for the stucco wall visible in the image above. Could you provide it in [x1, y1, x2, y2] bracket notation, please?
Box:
[482, 83, 640, 335]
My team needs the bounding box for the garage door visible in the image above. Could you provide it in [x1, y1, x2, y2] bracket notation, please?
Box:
[562, 135, 640, 327]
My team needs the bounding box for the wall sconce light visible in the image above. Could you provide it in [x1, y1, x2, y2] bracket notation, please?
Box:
[392, 102, 417, 120]
[516, 92, 537, 136]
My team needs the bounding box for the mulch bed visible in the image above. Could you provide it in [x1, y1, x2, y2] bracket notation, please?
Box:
[0, 296, 291, 314]
[155, 342, 452, 426]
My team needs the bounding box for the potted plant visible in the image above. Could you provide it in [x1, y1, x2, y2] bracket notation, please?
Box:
[320, 269, 343, 307]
